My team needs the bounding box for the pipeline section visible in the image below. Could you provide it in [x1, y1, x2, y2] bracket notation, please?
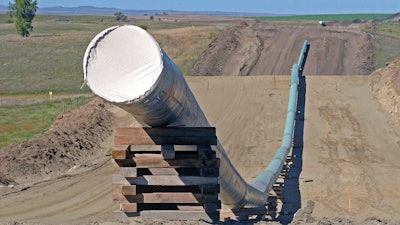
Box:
[83, 25, 309, 209]
[253, 40, 309, 194]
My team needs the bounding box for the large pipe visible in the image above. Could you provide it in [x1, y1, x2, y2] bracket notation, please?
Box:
[253, 40, 309, 193]
[83, 25, 309, 209]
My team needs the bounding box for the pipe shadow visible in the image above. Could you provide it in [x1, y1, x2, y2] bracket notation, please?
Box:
[277, 75, 306, 224]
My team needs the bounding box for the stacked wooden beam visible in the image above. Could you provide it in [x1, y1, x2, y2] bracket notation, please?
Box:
[111, 127, 220, 222]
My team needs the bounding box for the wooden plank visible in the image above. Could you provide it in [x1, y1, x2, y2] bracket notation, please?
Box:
[201, 184, 220, 194]
[148, 168, 179, 175]
[113, 158, 135, 167]
[128, 175, 218, 186]
[129, 151, 204, 159]
[113, 174, 130, 185]
[120, 167, 179, 177]
[119, 185, 137, 195]
[133, 153, 162, 158]
[113, 192, 129, 203]
[132, 157, 220, 168]
[115, 127, 216, 137]
[112, 145, 130, 159]
[114, 192, 218, 204]
[220, 206, 268, 219]
[135, 185, 201, 194]
[118, 185, 202, 195]
[198, 150, 217, 159]
[140, 210, 219, 221]
[200, 167, 219, 177]
[114, 145, 130, 150]
[120, 203, 138, 213]
[112, 150, 127, 160]
[129, 145, 199, 151]
[114, 135, 217, 146]
[120, 167, 138, 177]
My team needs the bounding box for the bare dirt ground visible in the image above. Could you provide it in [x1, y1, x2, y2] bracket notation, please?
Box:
[190, 20, 375, 76]
[1, 17, 400, 225]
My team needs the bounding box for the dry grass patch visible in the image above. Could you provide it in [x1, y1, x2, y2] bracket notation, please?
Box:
[152, 26, 218, 75]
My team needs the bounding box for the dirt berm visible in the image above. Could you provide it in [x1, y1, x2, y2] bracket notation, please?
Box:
[190, 20, 375, 76]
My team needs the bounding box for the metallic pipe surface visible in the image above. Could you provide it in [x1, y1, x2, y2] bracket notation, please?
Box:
[83, 25, 309, 209]
[83, 25, 265, 208]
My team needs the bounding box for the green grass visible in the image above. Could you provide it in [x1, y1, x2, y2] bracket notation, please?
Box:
[0, 14, 214, 95]
[0, 96, 92, 149]
[252, 14, 391, 21]
[0, 15, 118, 94]
[377, 22, 400, 38]
[373, 22, 400, 68]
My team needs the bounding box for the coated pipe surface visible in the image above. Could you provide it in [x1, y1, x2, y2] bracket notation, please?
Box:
[253, 40, 309, 194]
[83, 25, 309, 209]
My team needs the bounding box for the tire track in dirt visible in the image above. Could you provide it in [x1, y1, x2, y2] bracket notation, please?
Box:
[191, 20, 376, 76]
[302, 76, 400, 221]
[318, 104, 385, 214]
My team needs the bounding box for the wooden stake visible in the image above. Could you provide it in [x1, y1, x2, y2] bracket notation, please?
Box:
[347, 189, 352, 213]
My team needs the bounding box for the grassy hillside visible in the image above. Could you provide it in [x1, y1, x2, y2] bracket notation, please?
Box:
[0, 14, 216, 95]
[373, 22, 400, 68]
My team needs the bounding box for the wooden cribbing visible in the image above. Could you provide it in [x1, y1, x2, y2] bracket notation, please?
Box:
[114, 192, 218, 203]
[112, 127, 220, 222]
[114, 127, 217, 146]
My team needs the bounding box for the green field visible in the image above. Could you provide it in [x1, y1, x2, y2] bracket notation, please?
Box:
[252, 13, 391, 21]
[374, 22, 400, 68]
[0, 96, 92, 149]
[0, 14, 211, 95]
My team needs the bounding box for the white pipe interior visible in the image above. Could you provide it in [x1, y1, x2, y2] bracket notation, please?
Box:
[84, 25, 163, 103]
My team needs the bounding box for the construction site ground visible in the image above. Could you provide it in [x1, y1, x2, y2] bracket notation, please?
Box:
[1, 17, 400, 225]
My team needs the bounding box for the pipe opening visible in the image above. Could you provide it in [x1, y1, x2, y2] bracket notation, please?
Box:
[83, 25, 163, 103]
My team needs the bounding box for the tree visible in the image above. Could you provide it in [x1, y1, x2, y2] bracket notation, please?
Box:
[114, 12, 127, 22]
[8, 0, 38, 37]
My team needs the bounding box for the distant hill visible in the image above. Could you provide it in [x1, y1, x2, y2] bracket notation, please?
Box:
[0, 5, 8, 14]
[385, 13, 400, 22]
[0, 5, 279, 17]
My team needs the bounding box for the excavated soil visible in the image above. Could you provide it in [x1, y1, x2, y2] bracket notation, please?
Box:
[0, 98, 114, 186]
[1, 18, 400, 225]
[191, 20, 375, 76]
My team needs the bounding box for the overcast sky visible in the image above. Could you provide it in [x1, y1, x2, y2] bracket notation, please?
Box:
[1, 0, 400, 14]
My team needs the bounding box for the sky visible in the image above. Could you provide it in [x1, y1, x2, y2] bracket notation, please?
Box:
[1, 0, 400, 15]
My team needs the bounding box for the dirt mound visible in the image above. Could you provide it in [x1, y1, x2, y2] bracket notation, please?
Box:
[370, 57, 400, 134]
[190, 20, 375, 76]
[0, 98, 114, 185]
[189, 21, 247, 76]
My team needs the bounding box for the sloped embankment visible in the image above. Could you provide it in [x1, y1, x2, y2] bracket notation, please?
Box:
[0, 98, 114, 185]
[370, 58, 400, 134]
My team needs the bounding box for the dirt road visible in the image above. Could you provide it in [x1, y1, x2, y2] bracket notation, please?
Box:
[191, 20, 375, 76]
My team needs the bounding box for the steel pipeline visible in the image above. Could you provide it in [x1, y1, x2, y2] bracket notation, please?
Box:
[83, 25, 309, 209]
